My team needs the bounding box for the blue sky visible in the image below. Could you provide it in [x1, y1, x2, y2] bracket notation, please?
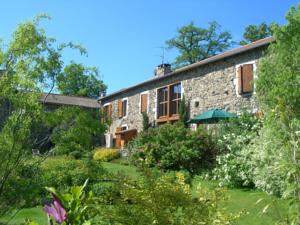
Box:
[0, 0, 298, 94]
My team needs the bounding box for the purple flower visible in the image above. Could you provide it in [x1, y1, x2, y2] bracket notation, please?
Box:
[43, 195, 67, 224]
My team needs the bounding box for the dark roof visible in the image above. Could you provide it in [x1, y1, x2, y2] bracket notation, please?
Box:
[99, 37, 274, 102]
[41, 93, 99, 108]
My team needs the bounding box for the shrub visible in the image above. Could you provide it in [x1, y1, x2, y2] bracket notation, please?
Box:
[128, 122, 217, 174]
[212, 112, 262, 187]
[93, 148, 121, 162]
[99, 169, 240, 225]
[69, 150, 82, 159]
[41, 156, 105, 189]
[47, 107, 105, 156]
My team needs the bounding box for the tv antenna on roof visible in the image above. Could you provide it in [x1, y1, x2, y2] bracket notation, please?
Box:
[155, 46, 166, 64]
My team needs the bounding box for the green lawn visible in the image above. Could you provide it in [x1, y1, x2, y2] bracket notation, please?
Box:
[1, 161, 287, 225]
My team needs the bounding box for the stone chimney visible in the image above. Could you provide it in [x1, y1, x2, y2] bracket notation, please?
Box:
[154, 63, 172, 77]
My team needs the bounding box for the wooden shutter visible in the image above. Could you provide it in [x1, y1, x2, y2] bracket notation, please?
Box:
[237, 66, 243, 95]
[242, 64, 253, 93]
[141, 94, 148, 113]
[107, 104, 112, 119]
[117, 100, 123, 118]
[100, 106, 104, 124]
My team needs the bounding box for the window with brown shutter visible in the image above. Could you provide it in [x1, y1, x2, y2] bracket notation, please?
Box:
[118, 100, 123, 118]
[237, 64, 254, 95]
[140, 94, 148, 113]
[103, 104, 112, 122]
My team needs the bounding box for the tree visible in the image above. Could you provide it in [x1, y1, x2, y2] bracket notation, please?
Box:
[179, 95, 189, 127]
[166, 21, 233, 68]
[256, 4, 300, 223]
[0, 15, 106, 213]
[142, 112, 150, 131]
[57, 62, 107, 98]
[240, 22, 273, 45]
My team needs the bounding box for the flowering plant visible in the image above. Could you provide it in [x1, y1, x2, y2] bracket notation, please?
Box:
[43, 179, 94, 225]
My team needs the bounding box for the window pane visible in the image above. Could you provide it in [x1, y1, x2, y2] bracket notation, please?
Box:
[171, 83, 181, 100]
[122, 100, 127, 117]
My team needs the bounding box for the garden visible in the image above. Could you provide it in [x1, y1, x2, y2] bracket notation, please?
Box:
[0, 4, 300, 225]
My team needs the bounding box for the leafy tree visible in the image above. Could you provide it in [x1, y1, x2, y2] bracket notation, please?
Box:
[0, 14, 106, 213]
[142, 112, 150, 131]
[256, 4, 300, 223]
[57, 62, 107, 98]
[179, 95, 189, 126]
[240, 22, 273, 45]
[47, 107, 104, 156]
[166, 21, 233, 68]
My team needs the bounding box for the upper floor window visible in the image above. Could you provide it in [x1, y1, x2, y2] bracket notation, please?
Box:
[157, 83, 182, 118]
[122, 99, 127, 117]
[158, 86, 169, 118]
[170, 83, 181, 115]
[237, 64, 254, 95]
[118, 98, 128, 118]
[104, 104, 111, 120]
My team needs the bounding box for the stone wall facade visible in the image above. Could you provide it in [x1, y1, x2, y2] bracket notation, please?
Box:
[101, 47, 266, 138]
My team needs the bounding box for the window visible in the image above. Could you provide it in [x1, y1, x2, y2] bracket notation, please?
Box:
[170, 83, 181, 115]
[103, 104, 111, 120]
[122, 99, 127, 117]
[140, 93, 148, 113]
[157, 83, 182, 119]
[118, 99, 128, 118]
[158, 87, 169, 117]
[237, 64, 254, 95]
[101, 103, 111, 123]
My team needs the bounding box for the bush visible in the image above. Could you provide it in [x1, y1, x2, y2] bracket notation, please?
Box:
[41, 156, 105, 189]
[69, 150, 82, 159]
[128, 122, 217, 174]
[99, 169, 240, 225]
[93, 148, 121, 162]
[48, 107, 105, 156]
[212, 112, 262, 187]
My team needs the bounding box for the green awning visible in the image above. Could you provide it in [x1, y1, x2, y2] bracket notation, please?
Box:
[188, 108, 237, 124]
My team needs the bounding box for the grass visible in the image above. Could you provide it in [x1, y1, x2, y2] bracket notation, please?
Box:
[1, 160, 288, 225]
[102, 161, 288, 225]
[0, 207, 47, 225]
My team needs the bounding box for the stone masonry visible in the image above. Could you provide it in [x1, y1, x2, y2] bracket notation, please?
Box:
[99, 38, 271, 138]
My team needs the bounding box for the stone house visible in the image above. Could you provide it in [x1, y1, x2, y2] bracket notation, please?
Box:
[98, 37, 273, 148]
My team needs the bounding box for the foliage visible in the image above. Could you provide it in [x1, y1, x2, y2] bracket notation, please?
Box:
[0, 14, 106, 214]
[43, 179, 95, 225]
[141, 112, 150, 131]
[69, 150, 82, 159]
[57, 62, 107, 99]
[213, 112, 262, 187]
[255, 4, 300, 223]
[40, 157, 105, 190]
[178, 95, 189, 127]
[166, 21, 232, 68]
[47, 107, 104, 155]
[240, 22, 274, 45]
[93, 148, 120, 162]
[99, 169, 239, 225]
[128, 122, 217, 174]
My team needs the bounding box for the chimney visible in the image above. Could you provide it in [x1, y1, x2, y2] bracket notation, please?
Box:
[154, 63, 172, 77]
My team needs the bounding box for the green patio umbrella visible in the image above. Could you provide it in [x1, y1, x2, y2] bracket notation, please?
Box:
[188, 108, 237, 124]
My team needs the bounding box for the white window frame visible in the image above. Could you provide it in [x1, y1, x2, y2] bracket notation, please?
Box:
[121, 124, 128, 130]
